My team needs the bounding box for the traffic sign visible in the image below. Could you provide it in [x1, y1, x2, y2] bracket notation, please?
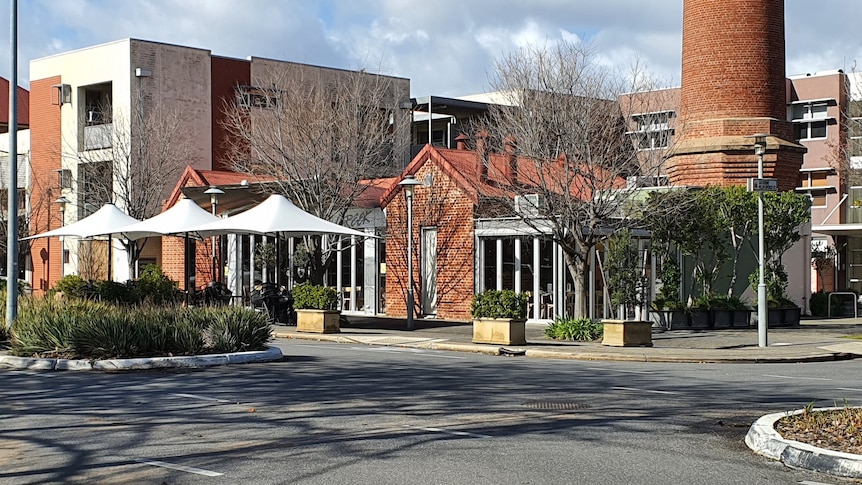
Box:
[747, 178, 778, 192]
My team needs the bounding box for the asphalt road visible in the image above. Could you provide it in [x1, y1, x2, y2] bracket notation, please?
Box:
[2, 338, 860, 485]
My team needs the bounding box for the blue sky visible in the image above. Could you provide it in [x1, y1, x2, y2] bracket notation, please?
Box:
[1, 0, 860, 97]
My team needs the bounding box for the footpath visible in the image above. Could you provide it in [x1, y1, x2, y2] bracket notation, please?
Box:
[272, 315, 862, 363]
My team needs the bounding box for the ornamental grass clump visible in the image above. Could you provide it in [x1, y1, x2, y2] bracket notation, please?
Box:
[544, 317, 603, 341]
[10, 298, 271, 359]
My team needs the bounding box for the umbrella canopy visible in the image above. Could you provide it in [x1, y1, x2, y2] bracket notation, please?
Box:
[188, 194, 371, 238]
[22, 203, 140, 240]
[107, 198, 219, 240]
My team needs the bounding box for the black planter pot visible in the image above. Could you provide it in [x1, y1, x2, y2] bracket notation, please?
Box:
[688, 309, 712, 329]
[711, 309, 734, 329]
[650, 310, 689, 330]
[732, 309, 752, 328]
[767, 307, 801, 327]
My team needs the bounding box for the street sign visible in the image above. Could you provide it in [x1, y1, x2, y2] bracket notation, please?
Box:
[747, 177, 778, 192]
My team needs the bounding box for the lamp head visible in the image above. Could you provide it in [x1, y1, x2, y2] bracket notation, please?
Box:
[398, 174, 422, 199]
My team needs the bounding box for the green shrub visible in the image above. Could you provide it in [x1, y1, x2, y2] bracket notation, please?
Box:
[545, 317, 603, 341]
[470, 290, 528, 319]
[292, 283, 338, 310]
[136, 264, 179, 305]
[95, 280, 139, 305]
[55, 275, 88, 299]
[691, 294, 749, 310]
[809, 290, 828, 317]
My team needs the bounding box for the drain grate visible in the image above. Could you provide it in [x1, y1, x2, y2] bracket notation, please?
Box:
[522, 400, 590, 411]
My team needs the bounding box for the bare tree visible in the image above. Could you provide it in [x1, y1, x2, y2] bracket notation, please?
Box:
[70, 99, 193, 278]
[477, 41, 672, 318]
[222, 64, 409, 283]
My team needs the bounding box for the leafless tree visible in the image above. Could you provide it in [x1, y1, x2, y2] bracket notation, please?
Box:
[476, 41, 673, 318]
[222, 64, 410, 283]
[70, 100, 193, 278]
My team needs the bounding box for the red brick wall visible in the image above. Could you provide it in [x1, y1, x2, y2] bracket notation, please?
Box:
[386, 163, 476, 321]
[28, 76, 62, 293]
[211, 57, 250, 172]
[161, 236, 214, 291]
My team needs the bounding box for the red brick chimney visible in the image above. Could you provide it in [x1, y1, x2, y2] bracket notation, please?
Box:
[455, 132, 469, 150]
[667, 0, 805, 191]
[476, 130, 490, 182]
[503, 135, 517, 182]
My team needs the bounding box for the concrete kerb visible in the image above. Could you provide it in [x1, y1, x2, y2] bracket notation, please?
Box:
[0, 346, 283, 371]
[274, 331, 849, 363]
[746, 408, 862, 479]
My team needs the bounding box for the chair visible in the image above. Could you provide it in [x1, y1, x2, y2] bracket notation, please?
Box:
[541, 292, 554, 319]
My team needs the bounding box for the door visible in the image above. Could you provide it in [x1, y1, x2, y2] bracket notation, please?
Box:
[421, 227, 438, 316]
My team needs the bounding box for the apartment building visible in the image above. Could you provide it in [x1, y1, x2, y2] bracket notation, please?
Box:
[27, 38, 410, 293]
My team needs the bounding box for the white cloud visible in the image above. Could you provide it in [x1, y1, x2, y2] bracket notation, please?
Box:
[0, 0, 859, 99]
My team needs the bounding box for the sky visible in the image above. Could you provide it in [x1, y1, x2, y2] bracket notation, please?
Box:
[0, 0, 861, 98]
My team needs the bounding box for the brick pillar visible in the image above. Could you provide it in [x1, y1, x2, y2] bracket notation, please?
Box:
[667, 0, 805, 190]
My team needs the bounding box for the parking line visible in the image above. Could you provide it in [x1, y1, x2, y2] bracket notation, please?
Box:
[762, 374, 832, 381]
[135, 458, 223, 476]
[172, 393, 232, 403]
[405, 425, 491, 439]
[586, 367, 652, 375]
[612, 386, 678, 395]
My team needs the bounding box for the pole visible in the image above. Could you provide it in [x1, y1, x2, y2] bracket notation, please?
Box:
[211, 201, 217, 282]
[6, 0, 19, 327]
[757, 142, 768, 347]
[406, 192, 415, 331]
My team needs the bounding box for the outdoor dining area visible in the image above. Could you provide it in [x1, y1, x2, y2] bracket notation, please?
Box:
[24, 193, 372, 321]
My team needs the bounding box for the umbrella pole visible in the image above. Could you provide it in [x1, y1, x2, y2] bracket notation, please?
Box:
[184, 233, 190, 306]
[107, 234, 113, 281]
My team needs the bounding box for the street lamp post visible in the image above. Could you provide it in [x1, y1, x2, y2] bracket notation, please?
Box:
[399, 175, 421, 331]
[204, 186, 225, 283]
[55, 196, 70, 278]
[747, 133, 772, 348]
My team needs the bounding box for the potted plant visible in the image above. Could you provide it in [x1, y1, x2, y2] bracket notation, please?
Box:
[471, 289, 528, 345]
[293, 283, 340, 333]
[602, 230, 652, 346]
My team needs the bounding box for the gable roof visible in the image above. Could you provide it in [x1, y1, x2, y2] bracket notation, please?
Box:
[380, 144, 625, 208]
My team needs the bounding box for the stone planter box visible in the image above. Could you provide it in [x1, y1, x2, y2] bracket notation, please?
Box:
[472, 318, 526, 345]
[296, 309, 341, 333]
[601, 319, 653, 347]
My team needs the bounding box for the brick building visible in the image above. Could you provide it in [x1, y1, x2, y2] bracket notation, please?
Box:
[27, 38, 409, 293]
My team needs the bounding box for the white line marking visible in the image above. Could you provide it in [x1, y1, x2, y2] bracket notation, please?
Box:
[587, 367, 652, 375]
[135, 458, 223, 476]
[172, 393, 232, 403]
[405, 425, 491, 439]
[612, 386, 679, 395]
[836, 387, 862, 392]
[762, 374, 832, 381]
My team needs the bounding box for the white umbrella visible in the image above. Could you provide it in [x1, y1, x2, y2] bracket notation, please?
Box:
[105, 198, 221, 303]
[108, 198, 218, 239]
[21, 203, 141, 281]
[22, 203, 140, 240]
[188, 194, 370, 238]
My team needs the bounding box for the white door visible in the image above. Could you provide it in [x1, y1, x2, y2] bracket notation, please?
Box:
[421, 227, 438, 316]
